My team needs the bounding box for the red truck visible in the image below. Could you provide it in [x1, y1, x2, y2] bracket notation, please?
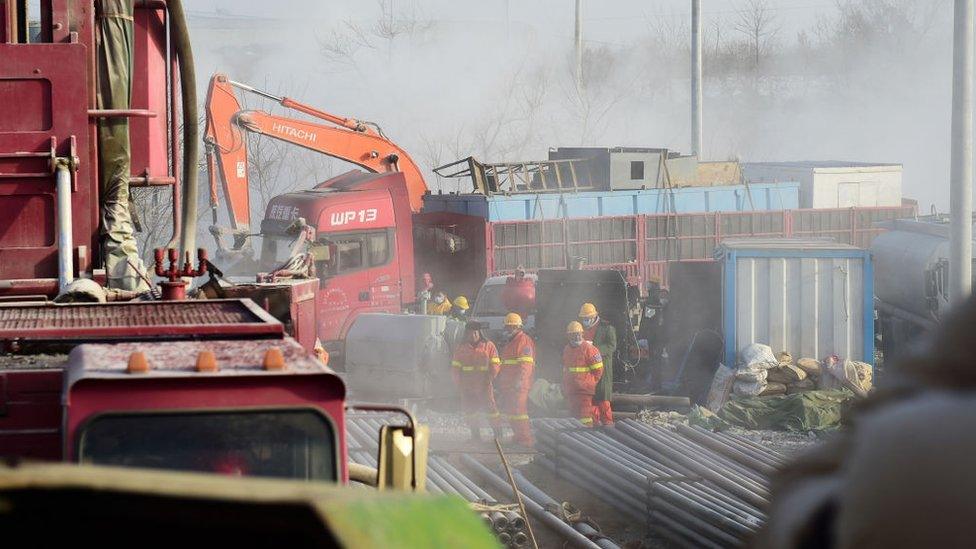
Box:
[415, 202, 919, 302]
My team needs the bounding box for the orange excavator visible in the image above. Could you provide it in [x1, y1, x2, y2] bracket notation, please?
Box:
[204, 72, 429, 254]
[203, 72, 440, 354]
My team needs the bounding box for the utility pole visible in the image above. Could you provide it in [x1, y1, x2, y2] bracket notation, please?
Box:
[691, 0, 703, 158]
[575, 0, 583, 91]
[505, 0, 510, 43]
[950, 0, 973, 306]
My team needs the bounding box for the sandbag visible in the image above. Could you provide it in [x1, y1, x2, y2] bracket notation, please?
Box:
[796, 358, 822, 377]
[735, 368, 768, 383]
[850, 360, 874, 392]
[766, 367, 790, 384]
[706, 363, 736, 412]
[782, 364, 807, 382]
[734, 379, 768, 397]
[820, 356, 872, 393]
[739, 343, 778, 369]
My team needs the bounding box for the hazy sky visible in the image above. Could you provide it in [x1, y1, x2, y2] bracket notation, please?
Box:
[191, 1, 835, 47]
[188, 1, 959, 210]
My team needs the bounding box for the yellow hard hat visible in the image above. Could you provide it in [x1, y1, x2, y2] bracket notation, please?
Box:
[566, 321, 584, 334]
[579, 302, 598, 318]
[504, 313, 523, 327]
[454, 296, 469, 310]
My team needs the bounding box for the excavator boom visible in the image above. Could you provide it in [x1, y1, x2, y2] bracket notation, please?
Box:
[204, 73, 428, 237]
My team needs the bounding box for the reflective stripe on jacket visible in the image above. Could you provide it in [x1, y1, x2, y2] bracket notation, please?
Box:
[562, 341, 604, 395]
[451, 340, 501, 378]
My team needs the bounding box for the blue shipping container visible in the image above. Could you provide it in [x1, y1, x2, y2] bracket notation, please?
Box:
[422, 182, 800, 222]
[717, 239, 874, 369]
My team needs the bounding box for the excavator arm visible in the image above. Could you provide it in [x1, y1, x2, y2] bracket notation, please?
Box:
[203, 73, 428, 246]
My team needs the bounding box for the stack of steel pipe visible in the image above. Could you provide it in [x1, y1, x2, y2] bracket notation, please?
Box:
[345, 414, 529, 547]
[428, 455, 530, 547]
[533, 418, 782, 548]
[460, 454, 622, 549]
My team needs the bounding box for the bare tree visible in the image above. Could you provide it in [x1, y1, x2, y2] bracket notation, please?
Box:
[131, 187, 176, 265]
[318, 21, 376, 67]
[733, 0, 779, 70]
[373, 0, 432, 42]
[318, 0, 432, 65]
[562, 45, 633, 145]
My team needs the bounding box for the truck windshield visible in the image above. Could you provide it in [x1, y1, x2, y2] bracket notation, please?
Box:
[474, 284, 525, 316]
[77, 409, 336, 481]
[261, 234, 302, 267]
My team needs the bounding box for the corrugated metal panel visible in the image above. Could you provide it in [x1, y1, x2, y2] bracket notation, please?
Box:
[721, 245, 873, 368]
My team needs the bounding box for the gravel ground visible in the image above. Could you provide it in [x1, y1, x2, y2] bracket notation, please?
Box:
[633, 409, 825, 457]
[723, 427, 826, 457]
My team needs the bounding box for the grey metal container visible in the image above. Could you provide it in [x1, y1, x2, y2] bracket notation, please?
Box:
[717, 239, 874, 367]
[344, 313, 461, 398]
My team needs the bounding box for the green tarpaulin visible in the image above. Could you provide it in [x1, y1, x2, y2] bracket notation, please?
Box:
[691, 390, 854, 431]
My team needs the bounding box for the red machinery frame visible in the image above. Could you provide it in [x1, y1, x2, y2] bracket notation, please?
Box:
[0, 1, 182, 296]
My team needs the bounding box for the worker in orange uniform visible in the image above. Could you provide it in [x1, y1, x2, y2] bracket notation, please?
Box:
[427, 291, 452, 315]
[496, 313, 535, 447]
[579, 303, 617, 425]
[562, 321, 604, 427]
[451, 321, 502, 441]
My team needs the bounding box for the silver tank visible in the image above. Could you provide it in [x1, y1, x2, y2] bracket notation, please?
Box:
[870, 218, 976, 322]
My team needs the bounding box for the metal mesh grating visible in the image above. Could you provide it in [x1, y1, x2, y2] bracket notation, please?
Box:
[0, 299, 282, 340]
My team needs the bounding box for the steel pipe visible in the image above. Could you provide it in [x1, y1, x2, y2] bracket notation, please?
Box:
[619, 422, 770, 500]
[534, 455, 715, 548]
[583, 430, 762, 526]
[701, 429, 785, 469]
[55, 162, 74, 293]
[461, 455, 604, 549]
[533, 417, 769, 546]
[606, 429, 761, 518]
[714, 430, 787, 465]
[545, 428, 738, 532]
[568, 431, 758, 536]
[635, 423, 768, 486]
[676, 424, 778, 476]
[429, 458, 510, 532]
[511, 470, 621, 549]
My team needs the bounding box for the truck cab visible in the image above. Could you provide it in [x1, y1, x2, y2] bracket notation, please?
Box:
[257, 171, 416, 356]
[66, 338, 347, 482]
[469, 273, 538, 341]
